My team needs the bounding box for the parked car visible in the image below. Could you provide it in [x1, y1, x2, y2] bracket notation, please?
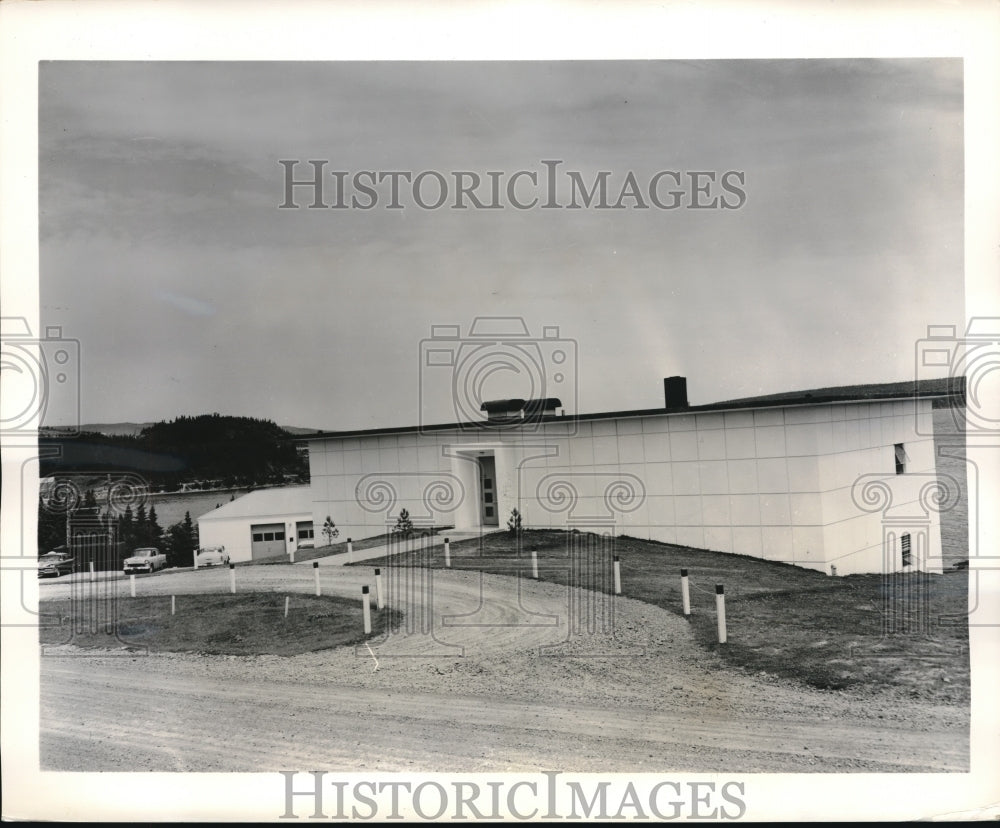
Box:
[196, 546, 230, 567]
[38, 550, 75, 578]
[123, 547, 167, 574]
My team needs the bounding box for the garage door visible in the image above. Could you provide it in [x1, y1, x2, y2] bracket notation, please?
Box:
[296, 521, 314, 548]
[250, 523, 287, 559]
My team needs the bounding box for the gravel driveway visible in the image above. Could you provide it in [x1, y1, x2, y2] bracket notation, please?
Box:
[39, 564, 968, 773]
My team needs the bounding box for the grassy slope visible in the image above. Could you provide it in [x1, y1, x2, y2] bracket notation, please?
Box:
[372, 529, 969, 704]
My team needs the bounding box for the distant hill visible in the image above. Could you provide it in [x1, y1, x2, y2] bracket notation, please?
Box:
[280, 425, 324, 435]
[49, 421, 320, 437]
[716, 377, 965, 408]
[72, 422, 156, 437]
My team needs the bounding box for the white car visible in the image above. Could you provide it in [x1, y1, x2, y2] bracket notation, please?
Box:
[196, 546, 230, 567]
[123, 547, 166, 574]
[38, 550, 75, 578]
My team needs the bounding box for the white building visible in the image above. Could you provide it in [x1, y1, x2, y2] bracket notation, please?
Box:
[197, 485, 313, 563]
[302, 377, 947, 576]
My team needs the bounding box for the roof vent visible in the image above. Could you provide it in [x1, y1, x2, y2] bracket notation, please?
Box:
[480, 399, 526, 420]
[480, 398, 562, 421]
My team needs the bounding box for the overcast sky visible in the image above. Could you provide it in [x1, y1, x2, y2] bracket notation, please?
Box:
[39, 59, 963, 431]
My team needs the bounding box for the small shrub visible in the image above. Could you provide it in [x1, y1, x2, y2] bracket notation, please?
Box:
[322, 515, 340, 545]
[393, 508, 414, 536]
[507, 508, 523, 535]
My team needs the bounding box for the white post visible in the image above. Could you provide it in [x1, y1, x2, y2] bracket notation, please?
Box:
[531, 548, 539, 580]
[284, 596, 290, 618]
[715, 584, 727, 644]
[89, 561, 95, 582]
[290, 547, 295, 564]
[129, 574, 136, 598]
[194, 549, 199, 570]
[347, 538, 353, 563]
[171, 595, 176, 616]
[229, 563, 236, 594]
[681, 568, 691, 618]
[613, 555, 622, 595]
[313, 561, 321, 596]
[362, 585, 372, 635]
[444, 537, 451, 568]
[374, 568, 384, 610]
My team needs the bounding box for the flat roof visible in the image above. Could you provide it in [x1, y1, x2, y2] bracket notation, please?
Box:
[294, 382, 958, 442]
[197, 485, 312, 522]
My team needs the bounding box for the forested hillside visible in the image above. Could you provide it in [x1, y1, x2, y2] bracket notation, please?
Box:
[39, 414, 307, 491]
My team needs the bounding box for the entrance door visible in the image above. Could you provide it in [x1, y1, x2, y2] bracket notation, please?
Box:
[478, 456, 499, 527]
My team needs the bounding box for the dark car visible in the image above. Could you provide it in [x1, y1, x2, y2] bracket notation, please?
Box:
[38, 551, 75, 578]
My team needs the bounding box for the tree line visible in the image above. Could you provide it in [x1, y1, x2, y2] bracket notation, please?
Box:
[38, 488, 200, 568]
[39, 413, 308, 492]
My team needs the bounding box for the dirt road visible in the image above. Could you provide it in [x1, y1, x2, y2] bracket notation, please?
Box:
[39, 565, 968, 772]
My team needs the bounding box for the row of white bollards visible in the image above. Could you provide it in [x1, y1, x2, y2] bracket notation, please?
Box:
[121, 552, 727, 642]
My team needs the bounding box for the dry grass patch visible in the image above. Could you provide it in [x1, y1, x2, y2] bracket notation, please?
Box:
[39, 593, 399, 656]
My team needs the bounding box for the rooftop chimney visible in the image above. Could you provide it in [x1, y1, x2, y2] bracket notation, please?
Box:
[664, 376, 688, 409]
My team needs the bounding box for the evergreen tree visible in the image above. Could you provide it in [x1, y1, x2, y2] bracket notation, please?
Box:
[134, 504, 148, 547]
[164, 510, 198, 568]
[393, 508, 414, 536]
[118, 505, 135, 548]
[148, 505, 163, 547]
[37, 500, 67, 554]
[82, 488, 100, 518]
[183, 511, 198, 549]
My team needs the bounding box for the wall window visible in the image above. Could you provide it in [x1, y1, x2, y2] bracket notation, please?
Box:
[894, 443, 908, 475]
[252, 533, 263, 542]
[901, 533, 912, 567]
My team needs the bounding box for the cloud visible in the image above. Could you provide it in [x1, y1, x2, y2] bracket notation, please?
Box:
[155, 290, 216, 317]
